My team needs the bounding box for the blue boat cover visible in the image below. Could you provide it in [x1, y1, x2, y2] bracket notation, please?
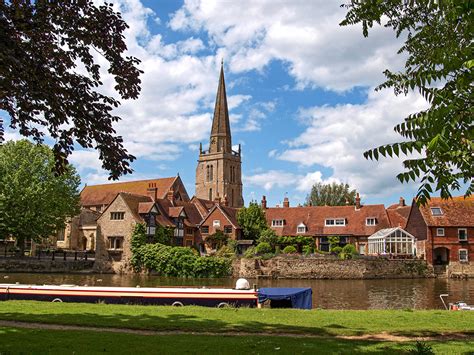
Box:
[258, 288, 312, 310]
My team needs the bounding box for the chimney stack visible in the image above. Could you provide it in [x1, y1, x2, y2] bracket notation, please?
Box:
[355, 193, 361, 209]
[167, 189, 174, 204]
[223, 194, 229, 207]
[147, 182, 158, 201]
[283, 197, 290, 208]
[261, 195, 267, 209]
[399, 197, 406, 207]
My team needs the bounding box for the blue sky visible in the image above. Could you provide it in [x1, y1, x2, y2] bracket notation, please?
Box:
[2, 0, 432, 208]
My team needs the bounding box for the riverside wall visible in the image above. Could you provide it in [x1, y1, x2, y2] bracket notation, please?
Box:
[232, 257, 435, 279]
[0, 259, 94, 273]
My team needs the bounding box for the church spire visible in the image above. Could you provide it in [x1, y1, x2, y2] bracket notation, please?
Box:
[209, 61, 232, 153]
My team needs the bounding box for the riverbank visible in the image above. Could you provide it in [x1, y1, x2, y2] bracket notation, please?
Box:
[0, 301, 473, 354]
[233, 257, 434, 279]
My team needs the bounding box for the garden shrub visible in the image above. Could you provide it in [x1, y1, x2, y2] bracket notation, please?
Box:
[302, 245, 313, 255]
[340, 244, 358, 260]
[257, 228, 278, 249]
[255, 242, 272, 254]
[130, 223, 231, 277]
[215, 245, 235, 258]
[282, 245, 297, 254]
[243, 246, 256, 258]
[330, 246, 343, 255]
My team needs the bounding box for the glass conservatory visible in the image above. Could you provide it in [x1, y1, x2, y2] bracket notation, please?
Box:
[368, 227, 416, 255]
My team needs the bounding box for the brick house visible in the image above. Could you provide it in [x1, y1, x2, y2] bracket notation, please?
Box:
[198, 200, 242, 253]
[405, 196, 474, 267]
[263, 194, 393, 254]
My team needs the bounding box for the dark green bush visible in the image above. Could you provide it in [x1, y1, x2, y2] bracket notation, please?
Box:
[255, 242, 272, 254]
[243, 246, 256, 258]
[302, 245, 313, 255]
[130, 223, 231, 277]
[330, 246, 343, 255]
[282, 245, 297, 254]
[340, 244, 358, 260]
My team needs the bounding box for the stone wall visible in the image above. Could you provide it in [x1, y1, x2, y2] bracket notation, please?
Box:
[0, 259, 94, 273]
[447, 262, 474, 278]
[232, 256, 434, 279]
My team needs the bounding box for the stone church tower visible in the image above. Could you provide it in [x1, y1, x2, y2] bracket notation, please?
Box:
[195, 63, 244, 207]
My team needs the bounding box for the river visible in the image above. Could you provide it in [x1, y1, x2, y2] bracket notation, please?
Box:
[1, 272, 473, 310]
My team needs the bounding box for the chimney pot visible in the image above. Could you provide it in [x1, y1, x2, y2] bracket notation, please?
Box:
[355, 192, 361, 210]
[399, 197, 405, 207]
[261, 195, 267, 209]
[283, 197, 290, 208]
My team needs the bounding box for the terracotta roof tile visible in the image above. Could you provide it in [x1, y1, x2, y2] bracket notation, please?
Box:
[265, 204, 390, 236]
[387, 206, 411, 228]
[80, 177, 177, 207]
[418, 196, 474, 227]
[119, 193, 153, 221]
[168, 206, 184, 218]
[138, 202, 155, 214]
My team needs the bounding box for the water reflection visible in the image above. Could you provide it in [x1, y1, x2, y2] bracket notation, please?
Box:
[2, 273, 472, 310]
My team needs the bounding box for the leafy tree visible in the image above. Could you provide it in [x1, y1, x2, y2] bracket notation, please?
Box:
[0, 2, 142, 179]
[306, 182, 357, 206]
[257, 228, 278, 249]
[0, 140, 80, 251]
[237, 201, 268, 240]
[328, 236, 341, 252]
[341, 1, 473, 204]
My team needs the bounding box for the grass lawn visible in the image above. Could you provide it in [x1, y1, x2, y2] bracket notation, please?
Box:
[0, 327, 473, 354]
[0, 301, 473, 337]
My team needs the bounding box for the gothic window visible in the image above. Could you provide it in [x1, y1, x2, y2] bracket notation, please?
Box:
[210, 165, 213, 181]
[209, 188, 213, 201]
[231, 189, 234, 206]
[206, 165, 210, 182]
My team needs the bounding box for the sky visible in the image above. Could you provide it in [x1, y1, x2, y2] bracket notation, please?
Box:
[2, 0, 432, 208]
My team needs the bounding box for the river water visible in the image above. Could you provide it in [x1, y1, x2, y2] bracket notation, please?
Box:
[2, 272, 473, 310]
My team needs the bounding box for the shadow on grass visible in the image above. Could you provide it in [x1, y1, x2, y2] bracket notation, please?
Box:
[0, 326, 455, 355]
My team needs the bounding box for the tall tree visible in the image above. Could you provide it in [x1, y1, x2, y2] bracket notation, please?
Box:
[0, 2, 142, 179]
[306, 182, 357, 206]
[341, 1, 473, 204]
[0, 140, 81, 250]
[237, 201, 268, 241]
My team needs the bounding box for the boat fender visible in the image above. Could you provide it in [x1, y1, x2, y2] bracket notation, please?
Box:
[52, 298, 63, 303]
[217, 302, 229, 308]
[172, 301, 184, 307]
[235, 278, 250, 290]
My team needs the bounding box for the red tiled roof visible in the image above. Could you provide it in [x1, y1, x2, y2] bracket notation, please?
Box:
[265, 204, 390, 236]
[176, 201, 203, 226]
[138, 202, 155, 214]
[418, 196, 474, 227]
[387, 206, 411, 228]
[190, 196, 215, 218]
[168, 206, 184, 218]
[200, 204, 241, 229]
[119, 193, 153, 221]
[80, 177, 177, 207]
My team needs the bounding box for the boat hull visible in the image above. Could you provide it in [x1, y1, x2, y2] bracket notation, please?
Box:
[0, 284, 258, 308]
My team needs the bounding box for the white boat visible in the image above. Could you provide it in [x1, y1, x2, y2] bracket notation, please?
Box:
[440, 294, 474, 311]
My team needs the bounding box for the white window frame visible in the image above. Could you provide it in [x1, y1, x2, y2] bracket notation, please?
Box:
[458, 228, 468, 242]
[325, 218, 345, 226]
[366, 218, 377, 226]
[213, 220, 221, 228]
[430, 207, 443, 216]
[296, 223, 306, 234]
[459, 249, 468, 262]
[107, 236, 124, 250]
[272, 219, 285, 227]
[436, 228, 445, 237]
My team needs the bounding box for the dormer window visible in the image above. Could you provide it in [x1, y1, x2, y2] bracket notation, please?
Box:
[366, 218, 377, 226]
[297, 223, 306, 234]
[272, 219, 285, 227]
[325, 218, 346, 226]
[431, 207, 443, 216]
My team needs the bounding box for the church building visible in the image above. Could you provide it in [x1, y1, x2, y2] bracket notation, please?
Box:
[195, 63, 244, 208]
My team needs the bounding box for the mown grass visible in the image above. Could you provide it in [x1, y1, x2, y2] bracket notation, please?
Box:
[0, 301, 473, 337]
[0, 327, 473, 354]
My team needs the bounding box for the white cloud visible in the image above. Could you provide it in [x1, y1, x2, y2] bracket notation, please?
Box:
[244, 169, 332, 193]
[277, 89, 429, 197]
[169, 0, 405, 91]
